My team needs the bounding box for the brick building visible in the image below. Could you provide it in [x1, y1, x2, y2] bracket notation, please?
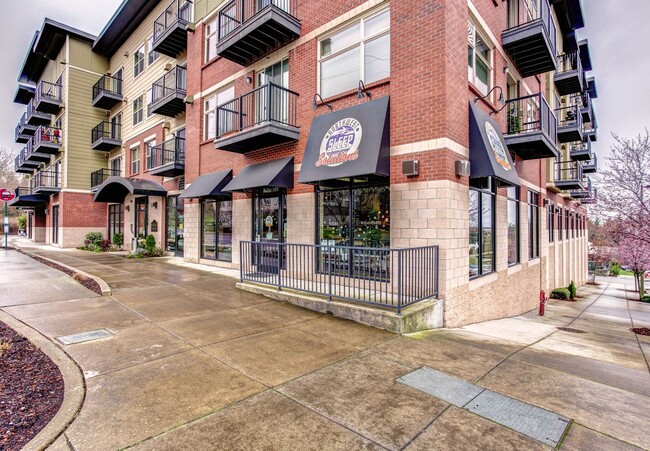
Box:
[11, 0, 598, 327]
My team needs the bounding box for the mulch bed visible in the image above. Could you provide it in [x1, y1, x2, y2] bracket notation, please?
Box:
[0, 321, 64, 450]
[631, 327, 650, 336]
[15, 249, 102, 295]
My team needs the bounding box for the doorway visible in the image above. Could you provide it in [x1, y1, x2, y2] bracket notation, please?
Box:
[52, 205, 59, 244]
[253, 188, 286, 273]
[166, 195, 184, 256]
[135, 197, 148, 243]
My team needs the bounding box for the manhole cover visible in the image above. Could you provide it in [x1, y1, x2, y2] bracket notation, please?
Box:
[631, 327, 650, 336]
[557, 327, 586, 334]
[57, 329, 113, 345]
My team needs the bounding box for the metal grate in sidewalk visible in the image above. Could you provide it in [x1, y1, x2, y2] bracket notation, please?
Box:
[56, 329, 113, 345]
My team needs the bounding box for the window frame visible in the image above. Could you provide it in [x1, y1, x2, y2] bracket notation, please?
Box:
[468, 20, 493, 96]
[145, 139, 156, 170]
[506, 186, 520, 267]
[147, 35, 160, 65]
[132, 95, 144, 126]
[317, 7, 390, 99]
[130, 145, 140, 175]
[548, 202, 555, 243]
[133, 44, 145, 78]
[469, 178, 496, 279]
[201, 198, 233, 262]
[528, 190, 540, 259]
[205, 18, 218, 63]
[204, 84, 235, 140]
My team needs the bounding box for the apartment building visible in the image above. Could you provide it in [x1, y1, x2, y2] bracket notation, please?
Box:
[11, 0, 598, 327]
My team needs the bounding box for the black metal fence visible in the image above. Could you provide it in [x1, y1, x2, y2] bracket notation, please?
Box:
[240, 241, 439, 313]
[557, 51, 582, 75]
[556, 160, 583, 183]
[153, 0, 192, 42]
[150, 136, 185, 169]
[505, 93, 557, 142]
[93, 74, 122, 100]
[218, 0, 296, 40]
[92, 121, 122, 144]
[36, 80, 62, 103]
[91, 168, 121, 188]
[152, 66, 187, 104]
[32, 170, 61, 190]
[216, 82, 298, 138]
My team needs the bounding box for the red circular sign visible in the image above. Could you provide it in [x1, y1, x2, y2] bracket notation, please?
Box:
[0, 188, 16, 202]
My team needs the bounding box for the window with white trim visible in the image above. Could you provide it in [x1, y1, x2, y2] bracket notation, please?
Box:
[318, 8, 390, 99]
[147, 36, 160, 65]
[145, 139, 156, 170]
[205, 18, 218, 62]
[133, 45, 145, 78]
[130, 146, 140, 175]
[204, 85, 235, 140]
[146, 88, 153, 118]
[468, 21, 492, 96]
[132, 95, 144, 126]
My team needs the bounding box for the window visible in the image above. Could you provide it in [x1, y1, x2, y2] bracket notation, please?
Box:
[205, 18, 217, 62]
[204, 85, 235, 140]
[548, 202, 555, 242]
[565, 208, 569, 240]
[132, 95, 144, 126]
[468, 21, 491, 95]
[133, 45, 145, 78]
[557, 206, 563, 240]
[507, 187, 520, 266]
[146, 88, 153, 118]
[571, 212, 575, 238]
[147, 36, 160, 65]
[469, 178, 495, 278]
[318, 8, 390, 98]
[130, 146, 140, 174]
[110, 113, 122, 139]
[201, 199, 232, 261]
[108, 204, 124, 243]
[528, 191, 539, 259]
[145, 140, 156, 170]
[110, 157, 121, 175]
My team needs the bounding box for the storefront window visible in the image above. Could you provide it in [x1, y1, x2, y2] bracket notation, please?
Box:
[166, 196, 184, 255]
[201, 199, 232, 262]
[528, 191, 540, 259]
[506, 186, 519, 266]
[469, 178, 495, 278]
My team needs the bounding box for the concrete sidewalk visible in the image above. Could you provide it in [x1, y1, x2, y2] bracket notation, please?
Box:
[2, 240, 649, 450]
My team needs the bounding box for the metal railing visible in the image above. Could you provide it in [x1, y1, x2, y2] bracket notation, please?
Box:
[93, 74, 122, 101]
[92, 121, 122, 144]
[505, 0, 557, 55]
[240, 241, 439, 313]
[557, 51, 582, 75]
[505, 93, 557, 142]
[151, 66, 187, 104]
[218, 0, 296, 40]
[26, 99, 44, 119]
[91, 168, 121, 188]
[35, 80, 62, 104]
[32, 170, 61, 190]
[556, 160, 583, 183]
[18, 112, 30, 129]
[14, 186, 33, 197]
[570, 140, 591, 156]
[34, 125, 63, 148]
[150, 136, 185, 169]
[216, 82, 298, 138]
[153, 0, 192, 42]
[555, 104, 582, 130]
[583, 154, 597, 171]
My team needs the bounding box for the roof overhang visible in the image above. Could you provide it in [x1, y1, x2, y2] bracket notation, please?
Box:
[93, 0, 161, 57]
[223, 157, 294, 192]
[13, 83, 36, 105]
[551, 0, 585, 33]
[578, 39, 592, 71]
[179, 170, 233, 199]
[93, 177, 167, 203]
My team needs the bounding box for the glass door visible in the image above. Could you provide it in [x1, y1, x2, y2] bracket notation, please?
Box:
[253, 189, 286, 273]
[166, 195, 184, 256]
[256, 59, 289, 124]
[135, 197, 148, 242]
[52, 205, 59, 244]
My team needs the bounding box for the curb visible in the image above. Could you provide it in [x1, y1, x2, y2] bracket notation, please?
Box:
[0, 311, 85, 451]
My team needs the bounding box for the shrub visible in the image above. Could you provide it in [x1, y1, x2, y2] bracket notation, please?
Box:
[17, 215, 26, 230]
[99, 239, 111, 251]
[610, 262, 621, 277]
[551, 288, 571, 300]
[568, 280, 577, 299]
[112, 233, 123, 247]
[85, 232, 103, 246]
[145, 235, 156, 253]
[641, 295, 650, 303]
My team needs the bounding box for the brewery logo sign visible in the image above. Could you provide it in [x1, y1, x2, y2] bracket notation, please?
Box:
[484, 122, 512, 170]
[316, 118, 362, 167]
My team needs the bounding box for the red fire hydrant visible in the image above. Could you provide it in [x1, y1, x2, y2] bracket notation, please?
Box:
[539, 290, 548, 316]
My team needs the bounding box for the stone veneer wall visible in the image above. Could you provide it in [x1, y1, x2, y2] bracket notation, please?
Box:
[183, 200, 200, 263]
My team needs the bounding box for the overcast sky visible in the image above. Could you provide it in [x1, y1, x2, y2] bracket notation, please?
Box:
[0, 0, 648, 166]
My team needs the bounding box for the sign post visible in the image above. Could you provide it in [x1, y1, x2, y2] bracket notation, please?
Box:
[0, 188, 16, 250]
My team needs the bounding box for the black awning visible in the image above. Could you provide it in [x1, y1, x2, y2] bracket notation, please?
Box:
[179, 170, 233, 199]
[298, 96, 390, 184]
[223, 157, 294, 192]
[13, 84, 36, 105]
[9, 194, 49, 207]
[469, 101, 521, 187]
[93, 177, 167, 203]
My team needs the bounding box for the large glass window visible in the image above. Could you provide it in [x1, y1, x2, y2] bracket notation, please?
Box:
[548, 202, 555, 242]
[565, 208, 569, 240]
[108, 204, 124, 243]
[130, 146, 140, 175]
[201, 199, 232, 261]
[205, 19, 218, 62]
[166, 196, 184, 255]
[147, 36, 160, 65]
[469, 178, 495, 278]
[468, 21, 491, 95]
[507, 186, 520, 266]
[204, 85, 234, 140]
[318, 8, 390, 98]
[145, 140, 156, 170]
[132, 95, 144, 126]
[528, 190, 539, 259]
[557, 206, 563, 240]
[133, 45, 145, 78]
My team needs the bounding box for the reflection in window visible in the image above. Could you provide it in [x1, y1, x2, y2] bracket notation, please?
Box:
[201, 199, 232, 261]
[469, 178, 495, 278]
[528, 191, 540, 259]
[507, 187, 520, 266]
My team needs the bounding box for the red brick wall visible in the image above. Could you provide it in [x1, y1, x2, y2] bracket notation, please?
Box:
[123, 123, 179, 191]
[60, 193, 107, 228]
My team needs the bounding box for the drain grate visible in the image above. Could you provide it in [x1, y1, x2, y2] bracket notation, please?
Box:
[557, 327, 586, 334]
[57, 329, 113, 345]
[398, 367, 484, 407]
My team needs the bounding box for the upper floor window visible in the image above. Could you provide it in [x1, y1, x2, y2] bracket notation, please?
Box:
[204, 85, 235, 140]
[132, 95, 144, 126]
[145, 140, 156, 170]
[468, 21, 491, 96]
[134, 45, 145, 78]
[318, 8, 390, 99]
[205, 18, 218, 62]
[147, 36, 160, 65]
[146, 88, 153, 118]
[130, 146, 140, 175]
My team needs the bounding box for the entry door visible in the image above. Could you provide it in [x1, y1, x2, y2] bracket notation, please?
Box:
[256, 59, 289, 124]
[52, 205, 59, 244]
[166, 195, 184, 257]
[253, 191, 286, 273]
[135, 197, 148, 240]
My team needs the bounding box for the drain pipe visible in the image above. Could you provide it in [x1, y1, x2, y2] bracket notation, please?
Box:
[539, 157, 544, 311]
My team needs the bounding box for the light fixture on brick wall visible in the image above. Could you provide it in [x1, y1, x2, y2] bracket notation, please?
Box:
[357, 80, 372, 99]
[455, 160, 471, 177]
[312, 94, 332, 111]
[152, 202, 158, 209]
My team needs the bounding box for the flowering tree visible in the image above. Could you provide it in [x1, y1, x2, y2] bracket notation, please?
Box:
[611, 224, 650, 299]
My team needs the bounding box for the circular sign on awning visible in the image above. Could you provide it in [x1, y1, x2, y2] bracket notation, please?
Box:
[0, 189, 16, 202]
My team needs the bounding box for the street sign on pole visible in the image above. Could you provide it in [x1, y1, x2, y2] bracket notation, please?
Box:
[0, 188, 15, 250]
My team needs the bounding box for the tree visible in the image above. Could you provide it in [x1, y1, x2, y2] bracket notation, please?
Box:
[612, 232, 650, 300]
[0, 147, 23, 188]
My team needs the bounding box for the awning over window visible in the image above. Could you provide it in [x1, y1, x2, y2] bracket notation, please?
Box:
[8, 194, 49, 207]
[93, 177, 167, 203]
[223, 157, 294, 192]
[298, 96, 390, 184]
[469, 101, 521, 187]
[178, 170, 233, 199]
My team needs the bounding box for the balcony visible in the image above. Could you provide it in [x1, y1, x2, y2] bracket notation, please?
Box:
[91, 122, 122, 151]
[556, 104, 583, 143]
[149, 66, 186, 117]
[581, 187, 598, 205]
[26, 99, 51, 126]
[504, 93, 558, 160]
[554, 51, 584, 96]
[217, 0, 301, 66]
[152, 0, 192, 57]
[569, 140, 592, 161]
[577, 92, 592, 123]
[91, 168, 121, 190]
[34, 81, 63, 114]
[25, 139, 51, 163]
[502, 0, 557, 77]
[14, 149, 39, 174]
[582, 155, 597, 174]
[32, 170, 61, 194]
[570, 177, 592, 199]
[149, 137, 185, 177]
[92, 74, 123, 109]
[214, 82, 299, 153]
[17, 113, 38, 136]
[33, 126, 62, 155]
[8, 186, 49, 208]
[555, 160, 583, 191]
[15, 124, 31, 144]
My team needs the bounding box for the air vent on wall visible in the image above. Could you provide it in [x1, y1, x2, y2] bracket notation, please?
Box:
[178, 176, 185, 190]
[402, 160, 419, 177]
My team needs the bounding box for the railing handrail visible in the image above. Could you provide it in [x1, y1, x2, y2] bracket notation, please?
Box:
[36, 80, 63, 102]
[555, 160, 583, 180]
[93, 74, 123, 98]
[90, 168, 121, 187]
[151, 66, 187, 103]
[34, 169, 61, 188]
[34, 125, 63, 146]
[218, 0, 298, 40]
[92, 121, 122, 142]
[150, 136, 185, 168]
[557, 50, 583, 74]
[153, 0, 192, 42]
[505, 92, 556, 143]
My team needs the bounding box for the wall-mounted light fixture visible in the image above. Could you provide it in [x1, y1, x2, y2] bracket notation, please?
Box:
[357, 80, 372, 99]
[312, 93, 332, 111]
[455, 160, 471, 177]
[152, 201, 158, 209]
[246, 76, 253, 84]
[125, 205, 130, 212]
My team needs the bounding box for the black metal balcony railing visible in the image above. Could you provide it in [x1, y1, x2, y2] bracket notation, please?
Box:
[14, 149, 38, 174]
[581, 187, 598, 204]
[217, 0, 300, 65]
[91, 121, 122, 150]
[555, 51, 584, 96]
[556, 104, 583, 143]
[33, 126, 63, 154]
[15, 124, 30, 144]
[240, 241, 439, 314]
[150, 66, 187, 116]
[26, 138, 50, 163]
[32, 170, 61, 192]
[570, 141, 592, 161]
[35, 81, 63, 114]
[26, 99, 51, 126]
[571, 177, 593, 199]
[555, 160, 584, 190]
[91, 168, 121, 189]
[18, 112, 37, 134]
[149, 137, 185, 177]
[557, 51, 582, 76]
[582, 154, 597, 174]
[153, 0, 192, 57]
[92, 74, 123, 109]
[504, 93, 558, 159]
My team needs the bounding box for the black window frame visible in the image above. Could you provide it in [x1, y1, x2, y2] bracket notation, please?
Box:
[506, 186, 520, 266]
[108, 204, 124, 243]
[469, 177, 496, 279]
[548, 202, 554, 243]
[528, 190, 539, 260]
[565, 208, 569, 240]
[557, 206, 563, 240]
[200, 198, 233, 262]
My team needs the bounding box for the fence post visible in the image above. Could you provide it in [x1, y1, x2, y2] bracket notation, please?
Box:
[239, 241, 244, 283]
[277, 242, 281, 290]
[327, 247, 332, 301]
[435, 246, 440, 298]
[397, 249, 402, 315]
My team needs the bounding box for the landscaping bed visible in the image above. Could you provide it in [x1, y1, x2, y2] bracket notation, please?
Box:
[0, 321, 64, 450]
